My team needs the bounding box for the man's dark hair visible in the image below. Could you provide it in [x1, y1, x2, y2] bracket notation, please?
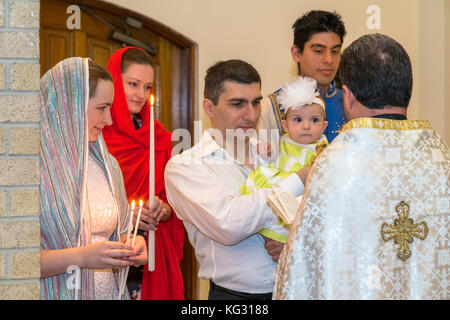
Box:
[292, 10, 346, 52]
[339, 33, 413, 109]
[204, 59, 261, 105]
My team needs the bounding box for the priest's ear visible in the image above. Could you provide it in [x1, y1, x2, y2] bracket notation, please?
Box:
[342, 85, 357, 112]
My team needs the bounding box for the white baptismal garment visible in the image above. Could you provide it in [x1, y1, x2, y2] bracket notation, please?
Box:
[274, 118, 450, 300]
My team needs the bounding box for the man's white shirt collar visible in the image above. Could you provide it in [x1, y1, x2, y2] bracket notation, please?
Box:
[195, 129, 260, 167]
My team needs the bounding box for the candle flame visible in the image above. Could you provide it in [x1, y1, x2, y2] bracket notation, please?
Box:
[131, 199, 135, 209]
[150, 94, 154, 107]
[139, 199, 144, 207]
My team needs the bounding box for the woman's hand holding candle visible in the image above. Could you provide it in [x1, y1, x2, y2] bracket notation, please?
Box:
[126, 235, 148, 267]
[134, 196, 171, 231]
[80, 241, 136, 270]
[151, 199, 172, 223]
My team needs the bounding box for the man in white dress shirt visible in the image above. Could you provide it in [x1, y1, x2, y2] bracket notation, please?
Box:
[165, 59, 310, 300]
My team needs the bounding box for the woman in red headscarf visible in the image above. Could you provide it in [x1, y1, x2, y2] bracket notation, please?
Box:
[103, 47, 184, 300]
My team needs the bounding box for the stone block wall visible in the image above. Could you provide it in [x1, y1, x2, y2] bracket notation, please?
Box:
[0, 0, 40, 300]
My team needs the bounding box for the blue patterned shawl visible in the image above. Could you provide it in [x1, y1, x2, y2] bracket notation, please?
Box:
[40, 57, 131, 299]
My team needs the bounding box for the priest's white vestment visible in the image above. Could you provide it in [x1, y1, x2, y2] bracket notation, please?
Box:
[274, 118, 450, 299]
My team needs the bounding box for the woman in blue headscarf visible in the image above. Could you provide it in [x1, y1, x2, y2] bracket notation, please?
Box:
[39, 57, 147, 300]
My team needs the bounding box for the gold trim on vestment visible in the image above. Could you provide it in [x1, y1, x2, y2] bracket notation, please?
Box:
[341, 118, 432, 133]
[324, 88, 337, 98]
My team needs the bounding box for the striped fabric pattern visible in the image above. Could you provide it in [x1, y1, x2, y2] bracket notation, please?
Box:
[40, 57, 131, 299]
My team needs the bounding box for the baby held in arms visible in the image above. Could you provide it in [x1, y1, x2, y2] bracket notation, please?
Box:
[242, 76, 329, 243]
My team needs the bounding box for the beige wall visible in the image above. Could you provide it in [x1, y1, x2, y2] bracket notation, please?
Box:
[105, 0, 449, 299]
[446, 1, 450, 145]
[107, 0, 448, 144]
[418, 0, 447, 143]
[0, 0, 445, 301]
[0, 0, 41, 299]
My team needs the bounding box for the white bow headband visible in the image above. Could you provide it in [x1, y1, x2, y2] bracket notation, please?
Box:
[277, 76, 325, 111]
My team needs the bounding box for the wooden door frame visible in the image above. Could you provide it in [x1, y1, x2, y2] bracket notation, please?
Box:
[40, 0, 198, 299]
[72, 0, 196, 133]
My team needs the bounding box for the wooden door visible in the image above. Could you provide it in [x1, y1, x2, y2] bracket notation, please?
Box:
[40, 0, 197, 299]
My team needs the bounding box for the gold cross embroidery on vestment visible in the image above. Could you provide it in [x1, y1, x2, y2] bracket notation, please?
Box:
[380, 201, 429, 261]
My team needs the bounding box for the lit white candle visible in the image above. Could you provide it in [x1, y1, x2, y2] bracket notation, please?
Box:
[148, 94, 155, 272]
[118, 200, 136, 300]
[126, 200, 136, 245]
[132, 200, 144, 247]
[120, 199, 143, 299]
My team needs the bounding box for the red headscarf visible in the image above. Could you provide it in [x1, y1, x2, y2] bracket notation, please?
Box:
[103, 47, 185, 300]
